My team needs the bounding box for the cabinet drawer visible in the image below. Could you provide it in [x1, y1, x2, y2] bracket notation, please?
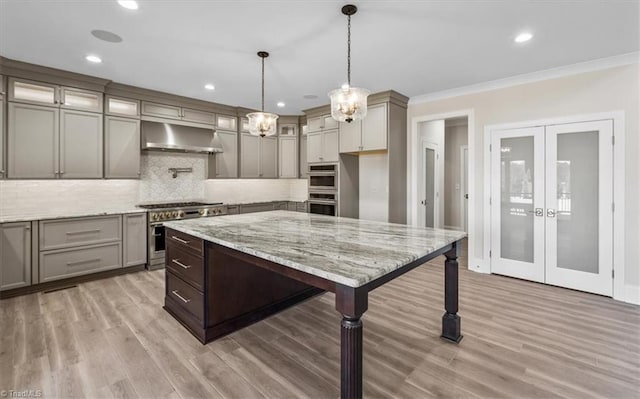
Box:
[166, 245, 204, 291]
[166, 271, 204, 322]
[40, 243, 121, 283]
[166, 228, 203, 255]
[40, 215, 121, 251]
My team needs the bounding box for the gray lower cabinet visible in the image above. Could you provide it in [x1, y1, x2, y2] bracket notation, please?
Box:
[241, 134, 277, 178]
[8, 102, 59, 178]
[214, 130, 238, 178]
[40, 243, 121, 283]
[39, 215, 123, 283]
[239, 203, 276, 213]
[123, 213, 147, 267]
[105, 116, 141, 178]
[60, 109, 103, 178]
[0, 222, 32, 291]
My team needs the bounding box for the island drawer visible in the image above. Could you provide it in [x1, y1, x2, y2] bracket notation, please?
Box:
[166, 228, 203, 255]
[40, 215, 122, 251]
[166, 271, 204, 322]
[166, 245, 204, 291]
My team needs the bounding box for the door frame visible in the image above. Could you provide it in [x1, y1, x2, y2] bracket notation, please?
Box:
[460, 145, 468, 232]
[409, 109, 477, 269]
[484, 111, 625, 302]
[421, 141, 439, 228]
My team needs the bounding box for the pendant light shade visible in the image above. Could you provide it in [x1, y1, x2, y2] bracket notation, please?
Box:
[247, 51, 278, 137]
[328, 4, 370, 123]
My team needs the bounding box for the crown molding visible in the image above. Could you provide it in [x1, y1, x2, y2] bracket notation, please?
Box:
[409, 52, 640, 106]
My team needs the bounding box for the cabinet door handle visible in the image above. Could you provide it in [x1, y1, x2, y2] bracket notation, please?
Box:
[171, 236, 190, 244]
[171, 290, 191, 303]
[67, 258, 101, 267]
[171, 259, 191, 269]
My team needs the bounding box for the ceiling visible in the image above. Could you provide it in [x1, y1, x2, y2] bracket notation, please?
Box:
[1, 1, 638, 115]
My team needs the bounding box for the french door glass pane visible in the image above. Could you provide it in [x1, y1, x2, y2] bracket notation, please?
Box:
[556, 131, 599, 273]
[500, 137, 534, 262]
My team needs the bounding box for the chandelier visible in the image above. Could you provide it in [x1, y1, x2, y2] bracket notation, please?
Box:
[247, 51, 278, 137]
[328, 4, 370, 123]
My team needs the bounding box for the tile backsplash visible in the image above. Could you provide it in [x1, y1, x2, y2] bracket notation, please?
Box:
[205, 179, 308, 204]
[139, 152, 208, 202]
[0, 180, 140, 216]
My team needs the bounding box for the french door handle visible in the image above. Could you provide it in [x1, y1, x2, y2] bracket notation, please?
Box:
[546, 209, 556, 218]
[528, 208, 544, 217]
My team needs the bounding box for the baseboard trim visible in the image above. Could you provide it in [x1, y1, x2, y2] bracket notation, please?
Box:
[624, 284, 640, 305]
[468, 257, 489, 274]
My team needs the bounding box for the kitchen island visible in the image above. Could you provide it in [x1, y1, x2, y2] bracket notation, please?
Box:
[163, 211, 466, 399]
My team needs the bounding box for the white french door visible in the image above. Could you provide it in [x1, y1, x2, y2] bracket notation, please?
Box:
[491, 120, 614, 296]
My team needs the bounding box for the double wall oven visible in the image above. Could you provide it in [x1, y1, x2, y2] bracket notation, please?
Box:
[137, 202, 227, 269]
[308, 164, 338, 216]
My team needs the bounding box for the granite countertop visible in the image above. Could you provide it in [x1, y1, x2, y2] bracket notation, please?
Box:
[0, 207, 145, 223]
[164, 211, 466, 288]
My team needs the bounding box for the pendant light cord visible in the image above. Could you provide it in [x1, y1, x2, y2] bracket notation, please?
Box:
[261, 56, 265, 112]
[347, 14, 351, 86]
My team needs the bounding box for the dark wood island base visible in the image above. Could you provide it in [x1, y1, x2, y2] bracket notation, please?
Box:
[164, 226, 463, 399]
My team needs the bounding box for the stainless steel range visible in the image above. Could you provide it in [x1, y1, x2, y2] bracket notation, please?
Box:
[137, 201, 227, 269]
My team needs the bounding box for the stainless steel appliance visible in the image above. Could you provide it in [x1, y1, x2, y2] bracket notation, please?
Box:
[308, 164, 338, 191]
[137, 201, 227, 269]
[308, 191, 337, 216]
[141, 121, 223, 154]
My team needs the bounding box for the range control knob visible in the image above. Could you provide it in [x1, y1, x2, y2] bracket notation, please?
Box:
[172, 211, 178, 218]
[215, 208, 222, 215]
[162, 212, 170, 219]
[198, 209, 206, 216]
[151, 213, 158, 221]
[177, 211, 185, 218]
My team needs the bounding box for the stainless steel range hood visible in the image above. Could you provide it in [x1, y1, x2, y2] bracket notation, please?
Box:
[141, 121, 222, 154]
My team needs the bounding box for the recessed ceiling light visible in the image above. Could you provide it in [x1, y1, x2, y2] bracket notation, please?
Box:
[91, 29, 123, 43]
[277, 102, 285, 107]
[514, 32, 533, 43]
[85, 55, 102, 63]
[204, 84, 215, 90]
[117, 0, 138, 10]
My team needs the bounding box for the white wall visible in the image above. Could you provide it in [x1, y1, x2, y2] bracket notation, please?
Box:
[358, 153, 389, 222]
[204, 179, 308, 204]
[444, 122, 468, 230]
[0, 180, 140, 216]
[417, 120, 445, 228]
[407, 62, 640, 301]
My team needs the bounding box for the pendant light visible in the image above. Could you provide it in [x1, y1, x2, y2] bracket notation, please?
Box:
[328, 4, 370, 123]
[247, 51, 278, 137]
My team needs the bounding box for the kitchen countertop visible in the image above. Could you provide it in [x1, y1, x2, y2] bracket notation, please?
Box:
[164, 210, 466, 288]
[0, 207, 145, 223]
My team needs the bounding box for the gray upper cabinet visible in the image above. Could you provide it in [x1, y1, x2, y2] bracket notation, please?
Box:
[338, 103, 388, 153]
[307, 115, 337, 133]
[123, 213, 147, 267]
[141, 101, 216, 126]
[241, 133, 277, 178]
[299, 133, 307, 178]
[141, 101, 182, 120]
[241, 133, 260, 178]
[8, 102, 59, 178]
[279, 136, 297, 178]
[214, 130, 238, 178]
[60, 110, 103, 178]
[261, 136, 277, 178]
[60, 87, 103, 113]
[0, 222, 32, 291]
[307, 132, 323, 163]
[216, 115, 237, 131]
[105, 95, 139, 118]
[105, 116, 141, 178]
[8, 78, 58, 107]
[307, 129, 338, 163]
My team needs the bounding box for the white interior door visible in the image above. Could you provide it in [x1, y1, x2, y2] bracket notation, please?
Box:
[461, 146, 469, 232]
[422, 143, 438, 228]
[490, 127, 546, 282]
[544, 121, 613, 296]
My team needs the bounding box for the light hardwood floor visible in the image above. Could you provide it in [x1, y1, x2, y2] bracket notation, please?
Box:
[1, 242, 639, 398]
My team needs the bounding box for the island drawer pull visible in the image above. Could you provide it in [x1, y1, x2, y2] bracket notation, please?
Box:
[171, 259, 191, 269]
[67, 258, 101, 267]
[171, 236, 190, 244]
[171, 290, 191, 303]
[66, 229, 101, 235]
